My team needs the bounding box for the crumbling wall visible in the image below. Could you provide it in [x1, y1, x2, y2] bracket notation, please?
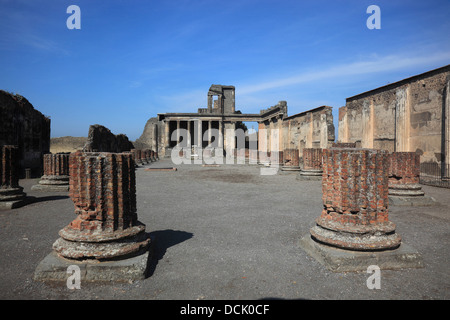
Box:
[282, 106, 334, 158]
[135, 117, 164, 155]
[338, 65, 450, 166]
[0, 90, 51, 178]
[83, 124, 134, 153]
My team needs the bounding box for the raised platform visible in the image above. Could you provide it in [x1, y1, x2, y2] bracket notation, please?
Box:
[34, 244, 153, 283]
[299, 234, 423, 272]
[388, 194, 438, 206]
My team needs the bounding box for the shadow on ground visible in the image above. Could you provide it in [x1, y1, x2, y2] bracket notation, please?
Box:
[145, 229, 193, 278]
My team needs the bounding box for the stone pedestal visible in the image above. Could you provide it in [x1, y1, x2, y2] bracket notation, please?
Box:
[300, 148, 422, 272]
[0, 145, 27, 209]
[32, 153, 70, 192]
[297, 148, 323, 181]
[34, 151, 152, 282]
[388, 152, 437, 206]
[281, 149, 300, 172]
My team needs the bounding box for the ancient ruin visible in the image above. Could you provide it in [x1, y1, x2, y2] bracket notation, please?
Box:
[83, 124, 134, 153]
[300, 147, 423, 271]
[34, 151, 152, 282]
[0, 90, 50, 178]
[31, 153, 70, 192]
[136, 85, 334, 163]
[281, 149, 300, 172]
[338, 65, 450, 173]
[388, 151, 437, 206]
[297, 148, 323, 180]
[0, 145, 28, 209]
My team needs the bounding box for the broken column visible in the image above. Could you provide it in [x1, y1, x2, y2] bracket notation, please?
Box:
[34, 151, 152, 282]
[297, 148, 323, 180]
[281, 148, 300, 172]
[31, 153, 70, 191]
[300, 148, 423, 272]
[0, 145, 27, 209]
[388, 152, 436, 206]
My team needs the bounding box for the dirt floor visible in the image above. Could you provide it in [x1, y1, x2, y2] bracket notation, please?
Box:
[0, 159, 448, 302]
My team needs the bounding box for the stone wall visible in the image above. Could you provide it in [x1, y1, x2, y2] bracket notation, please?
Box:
[0, 90, 51, 178]
[338, 65, 450, 166]
[134, 117, 163, 155]
[281, 106, 335, 158]
[83, 124, 134, 153]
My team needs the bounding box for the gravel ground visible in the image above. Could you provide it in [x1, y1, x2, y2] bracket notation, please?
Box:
[0, 159, 449, 301]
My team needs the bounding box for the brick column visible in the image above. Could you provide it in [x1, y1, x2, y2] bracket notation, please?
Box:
[310, 148, 401, 251]
[388, 152, 423, 196]
[52, 151, 150, 260]
[32, 153, 70, 191]
[297, 148, 323, 180]
[0, 145, 27, 209]
[281, 148, 300, 171]
[387, 152, 436, 206]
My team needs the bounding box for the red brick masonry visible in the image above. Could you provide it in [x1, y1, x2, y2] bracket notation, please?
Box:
[310, 148, 402, 251]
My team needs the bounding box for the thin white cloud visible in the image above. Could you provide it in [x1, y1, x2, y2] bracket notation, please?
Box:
[238, 51, 450, 95]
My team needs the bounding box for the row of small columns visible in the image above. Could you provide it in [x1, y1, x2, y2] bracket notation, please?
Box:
[165, 119, 228, 149]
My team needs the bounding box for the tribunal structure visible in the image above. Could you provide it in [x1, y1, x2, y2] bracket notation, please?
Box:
[137, 84, 335, 160]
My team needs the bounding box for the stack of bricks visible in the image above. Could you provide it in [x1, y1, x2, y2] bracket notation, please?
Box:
[52, 151, 150, 260]
[281, 148, 300, 171]
[388, 152, 424, 197]
[309, 148, 402, 250]
[32, 153, 70, 191]
[297, 148, 323, 180]
[0, 145, 27, 209]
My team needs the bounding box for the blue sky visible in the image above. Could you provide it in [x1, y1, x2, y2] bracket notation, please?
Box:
[1, 0, 449, 140]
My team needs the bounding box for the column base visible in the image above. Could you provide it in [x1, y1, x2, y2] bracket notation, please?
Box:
[388, 195, 438, 206]
[31, 175, 70, 192]
[296, 169, 323, 181]
[34, 245, 153, 283]
[0, 187, 28, 210]
[280, 166, 301, 172]
[299, 234, 423, 272]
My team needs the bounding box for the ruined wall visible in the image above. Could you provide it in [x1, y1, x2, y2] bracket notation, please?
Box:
[83, 124, 134, 153]
[338, 65, 450, 166]
[0, 90, 51, 178]
[135, 117, 164, 155]
[281, 106, 335, 158]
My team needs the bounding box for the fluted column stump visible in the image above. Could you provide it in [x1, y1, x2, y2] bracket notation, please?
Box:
[300, 148, 423, 272]
[0, 145, 28, 209]
[32, 153, 70, 192]
[297, 148, 323, 181]
[281, 148, 300, 172]
[34, 151, 153, 283]
[388, 152, 437, 206]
